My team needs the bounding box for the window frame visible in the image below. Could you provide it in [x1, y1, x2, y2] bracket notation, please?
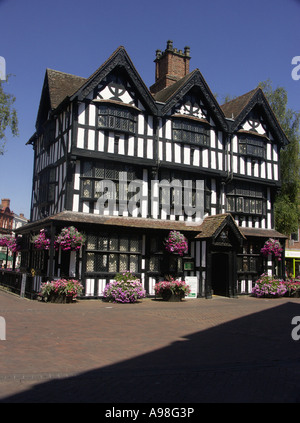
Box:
[238, 134, 266, 159]
[225, 181, 266, 216]
[172, 116, 210, 147]
[85, 233, 142, 275]
[97, 103, 138, 135]
[80, 160, 142, 202]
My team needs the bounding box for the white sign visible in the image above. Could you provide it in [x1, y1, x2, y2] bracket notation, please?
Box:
[185, 276, 198, 298]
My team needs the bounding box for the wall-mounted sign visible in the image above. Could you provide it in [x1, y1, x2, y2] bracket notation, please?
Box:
[184, 262, 194, 271]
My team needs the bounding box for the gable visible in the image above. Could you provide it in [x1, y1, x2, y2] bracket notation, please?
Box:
[171, 90, 210, 122]
[71, 46, 157, 115]
[195, 213, 245, 246]
[221, 88, 289, 147]
[156, 70, 227, 131]
[91, 70, 146, 112]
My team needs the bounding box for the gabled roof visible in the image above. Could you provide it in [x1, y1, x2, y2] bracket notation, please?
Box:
[220, 88, 258, 120]
[36, 69, 86, 128]
[70, 46, 158, 114]
[195, 213, 245, 242]
[220, 88, 289, 146]
[153, 69, 228, 131]
[46, 69, 86, 109]
[36, 46, 158, 129]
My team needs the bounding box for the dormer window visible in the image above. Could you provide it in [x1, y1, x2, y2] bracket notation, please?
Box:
[238, 134, 266, 159]
[97, 102, 138, 134]
[172, 117, 210, 147]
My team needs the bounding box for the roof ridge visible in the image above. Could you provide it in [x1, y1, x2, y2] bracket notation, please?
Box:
[46, 68, 86, 80]
[220, 87, 259, 107]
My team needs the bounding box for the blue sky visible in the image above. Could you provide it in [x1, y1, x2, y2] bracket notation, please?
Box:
[0, 0, 299, 218]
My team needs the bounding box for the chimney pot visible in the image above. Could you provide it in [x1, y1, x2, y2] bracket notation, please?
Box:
[150, 41, 191, 95]
[166, 40, 173, 50]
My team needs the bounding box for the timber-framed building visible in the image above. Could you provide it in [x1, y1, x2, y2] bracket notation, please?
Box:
[17, 41, 288, 298]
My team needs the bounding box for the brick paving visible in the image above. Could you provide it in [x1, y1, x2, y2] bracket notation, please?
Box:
[0, 288, 300, 403]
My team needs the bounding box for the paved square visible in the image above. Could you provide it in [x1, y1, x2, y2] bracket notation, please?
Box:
[0, 289, 300, 403]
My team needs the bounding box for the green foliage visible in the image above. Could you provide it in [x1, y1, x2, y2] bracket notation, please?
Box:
[0, 76, 18, 154]
[259, 79, 300, 235]
[274, 194, 300, 235]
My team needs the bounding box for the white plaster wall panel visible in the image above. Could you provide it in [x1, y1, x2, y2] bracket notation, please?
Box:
[77, 128, 85, 148]
[128, 136, 134, 156]
[87, 130, 95, 150]
[183, 146, 190, 164]
[118, 134, 125, 155]
[138, 138, 144, 157]
[98, 130, 105, 151]
[78, 103, 85, 125]
[138, 114, 144, 135]
[73, 194, 79, 212]
[89, 104, 96, 126]
[147, 115, 153, 136]
[165, 120, 172, 139]
[147, 139, 153, 159]
[107, 133, 114, 153]
[202, 149, 208, 167]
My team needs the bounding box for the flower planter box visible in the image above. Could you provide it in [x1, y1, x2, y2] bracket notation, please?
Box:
[156, 280, 190, 302]
[162, 292, 185, 302]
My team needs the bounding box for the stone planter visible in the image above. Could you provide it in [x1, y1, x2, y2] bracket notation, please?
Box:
[47, 293, 74, 303]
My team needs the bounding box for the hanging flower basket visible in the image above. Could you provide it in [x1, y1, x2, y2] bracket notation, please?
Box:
[31, 229, 51, 250]
[55, 226, 86, 251]
[0, 235, 11, 247]
[261, 238, 283, 261]
[165, 230, 188, 256]
[0, 235, 21, 253]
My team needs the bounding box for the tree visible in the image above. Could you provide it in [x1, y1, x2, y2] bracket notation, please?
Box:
[0, 76, 18, 154]
[259, 79, 300, 235]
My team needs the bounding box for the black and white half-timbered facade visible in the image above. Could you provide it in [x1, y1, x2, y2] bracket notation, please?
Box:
[17, 41, 288, 298]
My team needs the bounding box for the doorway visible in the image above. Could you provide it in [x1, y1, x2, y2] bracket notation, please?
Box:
[211, 252, 230, 296]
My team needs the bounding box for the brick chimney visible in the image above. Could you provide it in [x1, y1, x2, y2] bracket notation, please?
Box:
[150, 40, 191, 95]
[1, 199, 10, 209]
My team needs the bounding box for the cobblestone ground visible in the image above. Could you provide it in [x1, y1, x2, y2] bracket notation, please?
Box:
[0, 288, 300, 403]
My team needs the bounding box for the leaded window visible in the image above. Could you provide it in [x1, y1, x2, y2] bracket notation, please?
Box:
[238, 134, 266, 159]
[38, 167, 56, 205]
[237, 242, 262, 273]
[85, 233, 142, 274]
[80, 160, 141, 201]
[98, 104, 137, 134]
[225, 181, 266, 215]
[173, 118, 210, 146]
[159, 169, 210, 214]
